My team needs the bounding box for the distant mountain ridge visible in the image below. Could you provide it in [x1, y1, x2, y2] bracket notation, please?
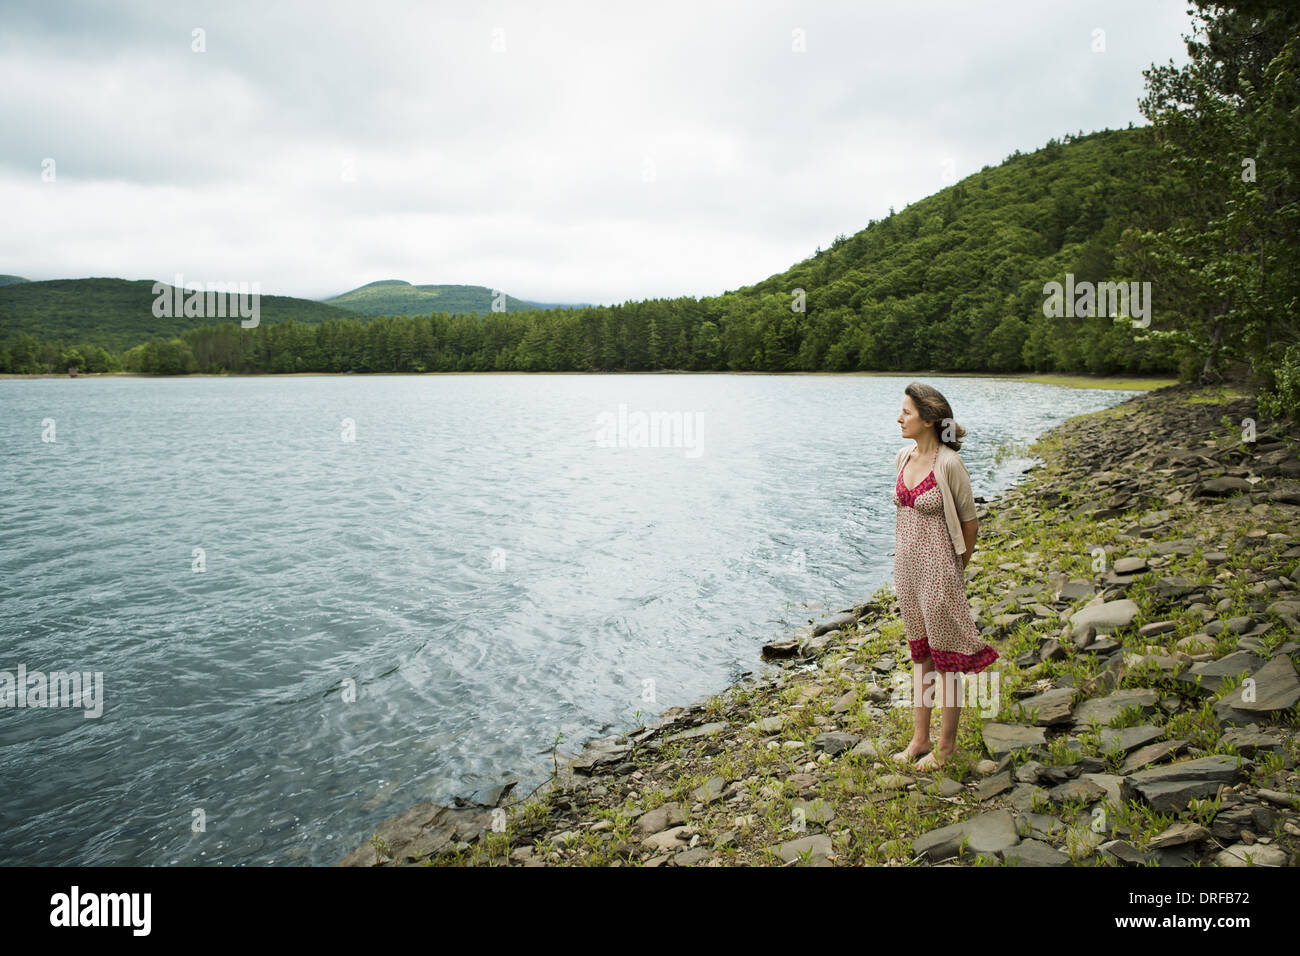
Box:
[323, 279, 590, 317]
[0, 276, 590, 351]
[0, 278, 362, 352]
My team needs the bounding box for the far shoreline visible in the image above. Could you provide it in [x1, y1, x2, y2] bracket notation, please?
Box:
[0, 370, 1181, 391]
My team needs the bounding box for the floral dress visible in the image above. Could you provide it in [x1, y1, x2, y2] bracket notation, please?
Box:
[893, 447, 999, 673]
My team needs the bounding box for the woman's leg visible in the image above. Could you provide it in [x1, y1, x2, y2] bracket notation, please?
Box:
[893, 655, 934, 762]
[916, 670, 961, 770]
[935, 669, 961, 759]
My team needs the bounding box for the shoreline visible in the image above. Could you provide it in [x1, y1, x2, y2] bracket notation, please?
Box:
[339, 380, 1300, 867]
[0, 370, 1180, 392]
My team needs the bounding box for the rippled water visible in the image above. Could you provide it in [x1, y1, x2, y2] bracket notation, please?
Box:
[0, 373, 1138, 865]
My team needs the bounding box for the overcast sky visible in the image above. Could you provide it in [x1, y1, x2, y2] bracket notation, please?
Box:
[1, 0, 1194, 306]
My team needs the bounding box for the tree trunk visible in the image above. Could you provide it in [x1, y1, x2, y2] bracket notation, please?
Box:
[1200, 319, 1225, 384]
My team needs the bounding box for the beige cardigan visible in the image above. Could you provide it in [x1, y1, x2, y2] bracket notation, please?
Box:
[894, 443, 978, 557]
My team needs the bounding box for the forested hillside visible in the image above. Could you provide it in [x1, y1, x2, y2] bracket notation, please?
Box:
[0, 278, 360, 354]
[722, 125, 1170, 374]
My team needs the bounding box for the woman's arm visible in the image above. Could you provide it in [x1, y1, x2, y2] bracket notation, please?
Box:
[960, 517, 978, 569]
[944, 453, 979, 569]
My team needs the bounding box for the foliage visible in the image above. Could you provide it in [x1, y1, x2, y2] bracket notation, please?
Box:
[1130, 1, 1300, 391]
[1257, 343, 1300, 421]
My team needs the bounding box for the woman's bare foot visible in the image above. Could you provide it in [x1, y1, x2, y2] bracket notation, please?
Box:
[914, 746, 954, 772]
[892, 740, 931, 764]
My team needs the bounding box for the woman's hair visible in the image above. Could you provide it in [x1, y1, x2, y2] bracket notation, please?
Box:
[904, 381, 968, 451]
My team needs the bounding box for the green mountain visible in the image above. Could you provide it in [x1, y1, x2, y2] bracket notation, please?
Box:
[691, 125, 1174, 374]
[323, 279, 588, 317]
[0, 278, 361, 352]
[0, 275, 29, 287]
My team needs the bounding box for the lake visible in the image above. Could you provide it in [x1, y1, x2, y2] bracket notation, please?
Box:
[0, 373, 1139, 865]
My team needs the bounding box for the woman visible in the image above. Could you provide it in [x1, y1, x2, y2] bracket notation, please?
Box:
[890, 382, 998, 772]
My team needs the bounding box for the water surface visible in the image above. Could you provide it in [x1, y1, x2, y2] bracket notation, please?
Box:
[0, 373, 1139, 865]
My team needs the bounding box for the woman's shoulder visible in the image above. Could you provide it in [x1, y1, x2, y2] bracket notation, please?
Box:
[937, 444, 971, 474]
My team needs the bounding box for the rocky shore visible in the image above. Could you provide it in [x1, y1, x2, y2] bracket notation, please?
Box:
[339, 381, 1300, 867]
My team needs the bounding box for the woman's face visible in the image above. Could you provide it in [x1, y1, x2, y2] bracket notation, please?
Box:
[897, 395, 931, 439]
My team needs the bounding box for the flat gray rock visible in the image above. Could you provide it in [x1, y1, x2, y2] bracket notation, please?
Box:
[761, 639, 800, 659]
[691, 776, 728, 805]
[1197, 476, 1252, 496]
[636, 802, 686, 835]
[1149, 538, 1198, 555]
[830, 690, 856, 714]
[642, 825, 692, 853]
[1255, 788, 1299, 809]
[1221, 726, 1285, 755]
[813, 612, 856, 636]
[1214, 694, 1261, 727]
[981, 722, 1047, 758]
[1017, 811, 1065, 841]
[1155, 576, 1196, 598]
[1206, 615, 1257, 636]
[1096, 724, 1164, 755]
[1046, 778, 1107, 806]
[791, 798, 835, 826]
[1216, 843, 1289, 866]
[1128, 754, 1242, 785]
[672, 846, 712, 867]
[1100, 840, 1151, 865]
[813, 731, 862, 755]
[1080, 772, 1135, 808]
[1071, 688, 1159, 728]
[1148, 822, 1210, 848]
[912, 808, 1020, 862]
[1002, 838, 1072, 866]
[1128, 755, 1243, 812]
[849, 738, 879, 760]
[660, 721, 729, 744]
[1120, 737, 1187, 774]
[977, 770, 1013, 801]
[774, 833, 833, 864]
[1014, 687, 1077, 726]
[1178, 651, 1264, 695]
[1231, 656, 1300, 713]
[751, 716, 785, 734]
[1058, 580, 1096, 601]
[1069, 599, 1139, 640]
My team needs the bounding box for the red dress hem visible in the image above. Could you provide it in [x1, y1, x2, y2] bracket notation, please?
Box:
[906, 637, 1000, 673]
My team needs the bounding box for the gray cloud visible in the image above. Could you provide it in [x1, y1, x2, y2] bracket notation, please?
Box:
[0, 0, 1193, 304]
